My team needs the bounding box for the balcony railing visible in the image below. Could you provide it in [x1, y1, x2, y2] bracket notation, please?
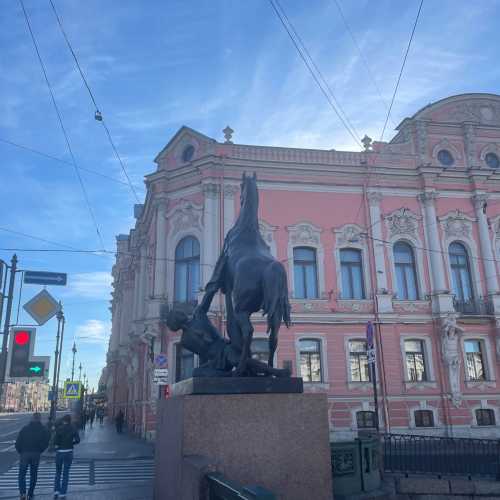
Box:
[453, 296, 493, 316]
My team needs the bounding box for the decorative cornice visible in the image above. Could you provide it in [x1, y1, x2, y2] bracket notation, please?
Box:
[202, 183, 220, 199]
[439, 210, 475, 239]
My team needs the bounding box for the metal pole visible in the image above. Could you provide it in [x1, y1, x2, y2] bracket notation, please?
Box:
[71, 342, 77, 380]
[55, 310, 65, 395]
[78, 363, 82, 382]
[50, 310, 63, 420]
[0, 260, 7, 334]
[371, 352, 380, 432]
[0, 255, 18, 408]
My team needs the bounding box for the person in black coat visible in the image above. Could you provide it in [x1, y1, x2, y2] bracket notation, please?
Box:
[15, 412, 50, 500]
[53, 414, 80, 499]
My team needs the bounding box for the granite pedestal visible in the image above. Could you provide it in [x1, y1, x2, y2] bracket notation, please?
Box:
[154, 378, 333, 500]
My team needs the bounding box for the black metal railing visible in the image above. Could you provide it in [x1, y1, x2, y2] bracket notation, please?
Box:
[453, 296, 493, 316]
[206, 472, 276, 500]
[384, 433, 500, 478]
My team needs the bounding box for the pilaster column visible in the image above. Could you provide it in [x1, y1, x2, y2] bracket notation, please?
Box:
[202, 183, 220, 287]
[418, 191, 447, 293]
[153, 200, 168, 298]
[137, 246, 147, 318]
[472, 193, 499, 295]
[367, 191, 388, 292]
[223, 184, 238, 237]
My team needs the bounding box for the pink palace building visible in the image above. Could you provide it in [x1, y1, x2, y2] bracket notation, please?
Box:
[101, 93, 500, 441]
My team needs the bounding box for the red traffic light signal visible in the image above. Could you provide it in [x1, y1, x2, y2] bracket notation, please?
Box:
[14, 330, 30, 346]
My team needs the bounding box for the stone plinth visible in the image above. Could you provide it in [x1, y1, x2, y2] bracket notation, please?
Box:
[154, 390, 333, 500]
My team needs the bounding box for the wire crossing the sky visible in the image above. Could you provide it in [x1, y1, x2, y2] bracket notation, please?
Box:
[48, 0, 141, 204]
[18, 0, 106, 251]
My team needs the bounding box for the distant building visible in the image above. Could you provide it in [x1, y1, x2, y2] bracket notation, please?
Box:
[1, 380, 50, 412]
[102, 93, 500, 440]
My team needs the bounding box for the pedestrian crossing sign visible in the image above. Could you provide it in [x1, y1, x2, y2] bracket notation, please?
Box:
[64, 380, 81, 399]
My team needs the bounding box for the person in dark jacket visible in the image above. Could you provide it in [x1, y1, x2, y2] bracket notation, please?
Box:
[53, 414, 80, 499]
[15, 412, 50, 500]
[115, 409, 124, 434]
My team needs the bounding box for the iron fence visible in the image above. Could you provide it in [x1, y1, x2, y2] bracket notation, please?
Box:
[383, 433, 500, 478]
[453, 296, 493, 316]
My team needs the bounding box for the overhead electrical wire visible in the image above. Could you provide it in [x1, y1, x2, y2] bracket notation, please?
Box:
[0, 137, 145, 190]
[48, 0, 141, 204]
[268, 0, 362, 148]
[380, 0, 424, 141]
[19, 0, 105, 251]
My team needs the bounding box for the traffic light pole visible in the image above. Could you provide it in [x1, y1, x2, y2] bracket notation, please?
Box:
[55, 310, 65, 396]
[0, 255, 18, 409]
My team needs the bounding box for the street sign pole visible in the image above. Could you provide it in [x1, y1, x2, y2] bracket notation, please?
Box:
[50, 309, 63, 421]
[0, 255, 17, 410]
[55, 309, 65, 401]
[366, 321, 380, 433]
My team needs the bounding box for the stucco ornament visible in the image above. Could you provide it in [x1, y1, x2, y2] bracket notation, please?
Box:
[495, 319, 500, 360]
[335, 224, 364, 247]
[288, 222, 322, 246]
[171, 202, 202, 233]
[385, 208, 420, 239]
[259, 220, 278, 249]
[449, 102, 500, 125]
[441, 210, 472, 239]
[441, 313, 464, 407]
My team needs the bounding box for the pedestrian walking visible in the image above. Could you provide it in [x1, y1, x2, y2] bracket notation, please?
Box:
[89, 409, 96, 428]
[80, 410, 87, 431]
[97, 407, 104, 425]
[15, 412, 50, 500]
[115, 409, 124, 434]
[53, 414, 80, 499]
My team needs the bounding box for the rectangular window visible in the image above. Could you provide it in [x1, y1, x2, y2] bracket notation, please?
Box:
[356, 411, 375, 429]
[340, 249, 365, 299]
[415, 410, 434, 427]
[349, 340, 371, 382]
[404, 339, 427, 382]
[293, 247, 319, 299]
[175, 345, 194, 382]
[465, 340, 486, 381]
[299, 339, 322, 382]
[476, 409, 496, 426]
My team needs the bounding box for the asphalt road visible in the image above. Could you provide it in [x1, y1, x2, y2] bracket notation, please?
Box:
[0, 412, 37, 474]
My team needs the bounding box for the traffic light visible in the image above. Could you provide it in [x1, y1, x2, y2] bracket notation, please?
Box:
[7, 327, 49, 379]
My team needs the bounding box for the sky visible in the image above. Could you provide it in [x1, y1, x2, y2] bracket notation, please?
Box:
[1, 0, 500, 389]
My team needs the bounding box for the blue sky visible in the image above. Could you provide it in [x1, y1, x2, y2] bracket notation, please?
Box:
[1, 0, 500, 388]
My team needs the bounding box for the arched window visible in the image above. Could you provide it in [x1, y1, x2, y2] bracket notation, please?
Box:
[293, 247, 318, 299]
[449, 242, 473, 304]
[340, 248, 365, 299]
[394, 242, 418, 300]
[174, 237, 200, 303]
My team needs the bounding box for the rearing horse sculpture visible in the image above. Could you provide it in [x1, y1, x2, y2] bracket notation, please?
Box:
[199, 173, 291, 376]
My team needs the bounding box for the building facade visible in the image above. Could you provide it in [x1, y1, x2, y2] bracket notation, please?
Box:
[102, 93, 500, 441]
[1, 380, 50, 412]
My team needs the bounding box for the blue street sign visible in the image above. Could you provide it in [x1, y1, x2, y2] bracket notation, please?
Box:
[24, 271, 67, 286]
[64, 381, 81, 399]
[48, 390, 54, 401]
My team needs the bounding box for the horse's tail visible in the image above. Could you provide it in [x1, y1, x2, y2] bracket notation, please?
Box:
[262, 260, 291, 333]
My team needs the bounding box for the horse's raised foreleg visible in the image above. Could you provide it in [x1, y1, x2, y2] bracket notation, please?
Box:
[233, 311, 253, 376]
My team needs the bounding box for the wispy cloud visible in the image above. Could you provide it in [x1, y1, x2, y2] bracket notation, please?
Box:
[64, 272, 112, 301]
[75, 319, 111, 344]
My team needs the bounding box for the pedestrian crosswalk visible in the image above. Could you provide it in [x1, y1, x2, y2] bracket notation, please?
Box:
[0, 458, 154, 490]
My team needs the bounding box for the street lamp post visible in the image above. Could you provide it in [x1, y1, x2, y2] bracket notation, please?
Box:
[71, 342, 77, 381]
[78, 363, 82, 382]
[50, 309, 64, 421]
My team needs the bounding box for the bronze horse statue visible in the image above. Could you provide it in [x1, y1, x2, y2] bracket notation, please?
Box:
[199, 172, 291, 376]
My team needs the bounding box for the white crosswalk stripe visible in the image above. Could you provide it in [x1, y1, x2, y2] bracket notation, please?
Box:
[0, 459, 154, 490]
[0, 462, 89, 490]
[94, 459, 154, 484]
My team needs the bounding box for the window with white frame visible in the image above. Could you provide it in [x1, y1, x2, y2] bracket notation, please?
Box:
[174, 236, 200, 303]
[251, 338, 269, 364]
[464, 339, 486, 381]
[349, 340, 371, 382]
[299, 339, 322, 382]
[404, 339, 427, 382]
[356, 411, 376, 428]
[394, 241, 419, 300]
[175, 344, 194, 382]
[449, 242, 474, 303]
[414, 409, 434, 427]
[476, 408, 496, 426]
[340, 248, 365, 299]
[293, 247, 319, 299]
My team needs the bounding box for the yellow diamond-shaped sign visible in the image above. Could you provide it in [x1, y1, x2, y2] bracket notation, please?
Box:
[23, 290, 60, 325]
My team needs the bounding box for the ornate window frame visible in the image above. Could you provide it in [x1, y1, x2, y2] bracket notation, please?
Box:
[166, 201, 203, 302]
[439, 210, 482, 299]
[295, 333, 328, 386]
[287, 222, 325, 299]
[399, 335, 437, 389]
[349, 401, 383, 430]
[431, 138, 462, 166]
[333, 224, 371, 300]
[344, 336, 379, 390]
[479, 143, 500, 168]
[259, 219, 278, 257]
[408, 401, 440, 429]
[470, 401, 499, 428]
[461, 335, 496, 388]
